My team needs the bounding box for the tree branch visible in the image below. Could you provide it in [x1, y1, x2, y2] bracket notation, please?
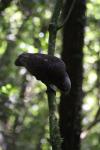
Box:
[57, 0, 76, 30]
[81, 106, 100, 139]
[47, 0, 63, 149]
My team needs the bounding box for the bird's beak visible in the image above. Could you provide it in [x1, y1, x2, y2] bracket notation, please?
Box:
[15, 57, 22, 66]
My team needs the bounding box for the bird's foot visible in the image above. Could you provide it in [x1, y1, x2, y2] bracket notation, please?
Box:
[46, 84, 56, 94]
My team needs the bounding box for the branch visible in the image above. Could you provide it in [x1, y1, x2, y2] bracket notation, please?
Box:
[57, 0, 76, 30]
[47, 0, 63, 149]
[81, 106, 100, 139]
[48, 0, 63, 55]
[86, 106, 100, 131]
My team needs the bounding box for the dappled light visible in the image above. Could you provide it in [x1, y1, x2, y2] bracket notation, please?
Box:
[0, 0, 100, 150]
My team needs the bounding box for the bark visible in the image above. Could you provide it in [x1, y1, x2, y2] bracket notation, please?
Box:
[59, 0, 86, 150]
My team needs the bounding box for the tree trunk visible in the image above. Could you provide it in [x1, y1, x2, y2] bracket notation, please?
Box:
[59, 0, 86, 150]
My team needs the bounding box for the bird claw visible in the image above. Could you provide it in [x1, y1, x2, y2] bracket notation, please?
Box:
[46, 84, 56, 94]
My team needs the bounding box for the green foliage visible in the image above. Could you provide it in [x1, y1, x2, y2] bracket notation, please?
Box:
[0, 0, 100, 150]
[81, 0, 100, 150]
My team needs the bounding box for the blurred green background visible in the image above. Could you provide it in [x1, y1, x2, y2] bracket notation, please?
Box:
[0, 0, 100, 150]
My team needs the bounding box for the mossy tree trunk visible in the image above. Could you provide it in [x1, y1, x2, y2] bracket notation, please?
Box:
[59, 0, 86, 150]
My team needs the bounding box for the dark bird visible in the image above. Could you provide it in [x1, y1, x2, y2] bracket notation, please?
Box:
[15, 53, 71, 93]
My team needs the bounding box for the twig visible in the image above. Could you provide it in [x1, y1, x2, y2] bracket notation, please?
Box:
[81, 106, 100, 139]
[86, 106, 100, 131]
[57, 0, 76, 30]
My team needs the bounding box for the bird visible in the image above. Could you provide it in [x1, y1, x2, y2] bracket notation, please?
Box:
[15, 53, 71, 93]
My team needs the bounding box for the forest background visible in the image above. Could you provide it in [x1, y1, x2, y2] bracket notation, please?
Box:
[0, 0, 100, 150]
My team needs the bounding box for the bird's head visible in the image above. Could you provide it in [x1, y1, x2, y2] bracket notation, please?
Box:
[15, 53, 31, 67]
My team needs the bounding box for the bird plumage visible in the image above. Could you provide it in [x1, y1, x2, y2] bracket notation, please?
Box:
[15, 53, 71, 93]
